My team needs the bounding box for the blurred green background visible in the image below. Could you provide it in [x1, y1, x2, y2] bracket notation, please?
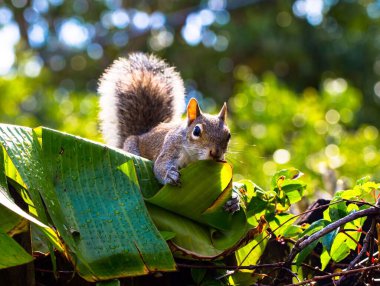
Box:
[1, 0, 379, 197]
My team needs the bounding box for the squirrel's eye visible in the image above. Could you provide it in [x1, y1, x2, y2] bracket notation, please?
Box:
[193, 125, 201, 137]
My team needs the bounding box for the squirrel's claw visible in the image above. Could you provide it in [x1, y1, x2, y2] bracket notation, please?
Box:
[223, 192, 240, 214]
[164, 167, 181, 186]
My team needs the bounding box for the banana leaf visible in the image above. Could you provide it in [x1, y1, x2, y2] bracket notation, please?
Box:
[0, 226, 34, 269]
[144, 161, 252, 258]
[0, 124, 175, 281]
[0, 147, 34, 269]
[0, 124, 261, 281]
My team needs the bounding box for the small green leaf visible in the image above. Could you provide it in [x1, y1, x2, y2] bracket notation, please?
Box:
[328, 201, 347, 221]
[269, 213, 297, 236]
[235, 231, 268, 267]
[246, 196, 269, 227]
[282, 225, 303, 238]
[330, 233, 351, 262]
[296, 240, 319, 266]
[320, 249, 331, 271]
[320, 228, 338, 253]
[296, 220, 329, 266]
[282, 182, 305, 204]
[271, 168, 304, 189]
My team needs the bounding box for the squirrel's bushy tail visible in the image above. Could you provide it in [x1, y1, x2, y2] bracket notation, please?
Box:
[98, 53, 185, 148]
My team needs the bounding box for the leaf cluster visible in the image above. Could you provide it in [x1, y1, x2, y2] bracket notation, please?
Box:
[0, 123, 380, 286]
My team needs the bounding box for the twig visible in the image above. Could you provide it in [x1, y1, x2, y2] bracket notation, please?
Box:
[280, 267, 300, 282]
[286, 206, 380, 265]
[336, 217, 377, 285]
[220, 200, 365, 280]
[284, 264, 380, 286]
[300, 263, 330, 276]
[343, 199, 379, 209]
[358, 251, 379, 266]
[35, 268, 74, 274]
[347, 218, 376, 270]
[237, 200, 348, 271]
[176, 262, 286, 271]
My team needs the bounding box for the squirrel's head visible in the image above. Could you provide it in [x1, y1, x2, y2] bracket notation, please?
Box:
[185, 98, 230, 161]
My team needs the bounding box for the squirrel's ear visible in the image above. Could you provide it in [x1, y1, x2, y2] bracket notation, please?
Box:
[187, 98, 201, 125]
[218, 102, 227, 122]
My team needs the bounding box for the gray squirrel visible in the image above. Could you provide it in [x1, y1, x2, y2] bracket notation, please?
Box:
[98, 53, 239, 212]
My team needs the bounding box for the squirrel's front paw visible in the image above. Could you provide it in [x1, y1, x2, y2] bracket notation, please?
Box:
[223, 192, 240, 213]
[164, 167, 181, 186]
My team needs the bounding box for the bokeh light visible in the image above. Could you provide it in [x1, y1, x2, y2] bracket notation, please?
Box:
[58, 18, 90, 49]
[0, 22, 20, 75]
[293, 0, 324, 25]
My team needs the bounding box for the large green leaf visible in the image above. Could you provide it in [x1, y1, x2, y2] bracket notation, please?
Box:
[38, 127, 176, 280]
[0, 125, 50, 222]
[0, 226, 33, 269]
[0, 147, 33, 268]
[145, 160, 232, 226]
[145, 160, 252, 255]
[0, 148, 27, 236]
[0, 125, 63, 256]
[0, 124, 263, 280]
[147, 204, 224, 258]
[0, 204, 26, 236]
[0, 124, 175, 281]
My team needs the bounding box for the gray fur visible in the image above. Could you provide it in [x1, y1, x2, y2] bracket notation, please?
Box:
[98, 53, 185, 148]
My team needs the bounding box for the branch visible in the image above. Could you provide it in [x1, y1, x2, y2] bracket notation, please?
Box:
[286, 206, 380, 265]
[284, 264, 380, 286]
[347, 218, 376, 270]
[176, 261, 286, 271]
[336, 217, 377, 285]
[357, 251, 379, 266]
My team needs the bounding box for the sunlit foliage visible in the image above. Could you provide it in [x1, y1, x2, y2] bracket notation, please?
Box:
[1, 0, 380, 198]
[229, 72, 380, 195]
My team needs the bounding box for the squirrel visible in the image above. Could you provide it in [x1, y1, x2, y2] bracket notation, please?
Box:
[98, 53, 231, 187]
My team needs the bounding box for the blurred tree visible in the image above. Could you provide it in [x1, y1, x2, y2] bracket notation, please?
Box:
[229, 71, 380, 195]
[1, 0, 380, 122]
[0, 0, 379, 194]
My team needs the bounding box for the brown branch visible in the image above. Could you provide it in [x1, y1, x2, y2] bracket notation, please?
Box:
[357, 251, 379, 266]
[300, 262, 330, 276]
[219, 200, 364, 280]
[348, 218, 376, 270]
[336, 217, 377, 285]
[286, 206, 380, 265]
[343, 199, 379, 209]
[238, 200, 350, 269]
[176, 261, 286, 271]
[284, 264, 380, 286]
[178, 261, 330, 278]
[35, 268, 74, 274]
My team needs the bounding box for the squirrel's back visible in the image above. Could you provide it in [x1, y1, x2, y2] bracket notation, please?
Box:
[98, 53, 185, 148]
